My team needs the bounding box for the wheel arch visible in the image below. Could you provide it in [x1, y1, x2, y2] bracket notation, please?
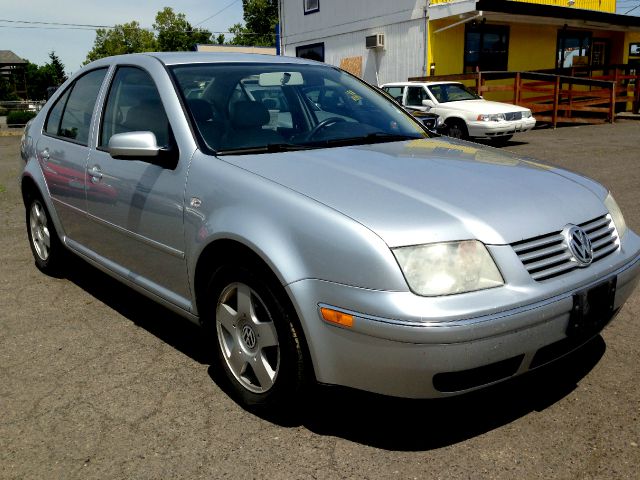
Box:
[193, 237, 317, 382]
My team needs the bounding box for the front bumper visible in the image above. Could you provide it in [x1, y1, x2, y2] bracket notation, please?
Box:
[286, 233, 640, 398]
[467, 117, 536, 138]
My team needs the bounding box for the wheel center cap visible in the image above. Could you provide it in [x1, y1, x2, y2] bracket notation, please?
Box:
[241, 324, 257, 350]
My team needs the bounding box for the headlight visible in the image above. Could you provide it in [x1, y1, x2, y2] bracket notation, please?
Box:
[477, 113, 505, 122]
[522, 110, 532, 118]
[392, 240, 504, 296]
[604, 192, 627, 239]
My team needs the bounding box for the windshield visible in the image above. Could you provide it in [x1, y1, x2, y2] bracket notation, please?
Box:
[170, 63, 427, 154]
[427, 83, 480, 103]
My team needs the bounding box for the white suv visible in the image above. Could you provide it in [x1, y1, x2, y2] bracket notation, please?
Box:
[381, 81, 535, 144]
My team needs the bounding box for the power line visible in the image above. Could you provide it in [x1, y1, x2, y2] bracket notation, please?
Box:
[196, 0, 242, 27]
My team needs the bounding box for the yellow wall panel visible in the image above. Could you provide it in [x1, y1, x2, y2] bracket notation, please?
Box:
[428, 19, 465, 76]
[507, 24, 558, 71]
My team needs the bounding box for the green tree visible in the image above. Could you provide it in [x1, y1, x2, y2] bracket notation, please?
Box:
[45, 51, 67, 85]
[84, 21, 156, 64]
[229, 0, 278, 46]
[216, 33, 226, 45]
[154, 7, 212, 51]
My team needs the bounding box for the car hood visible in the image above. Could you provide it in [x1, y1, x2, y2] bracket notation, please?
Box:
[220, 138, 607, 247]
[439, 99, 529, 114]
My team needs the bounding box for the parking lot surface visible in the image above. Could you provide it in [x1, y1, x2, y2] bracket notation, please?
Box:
[1, 122, 639, 479]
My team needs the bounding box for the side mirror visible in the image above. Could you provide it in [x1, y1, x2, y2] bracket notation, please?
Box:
[108, 131, 161, 159]
[422, 99, 435, 108]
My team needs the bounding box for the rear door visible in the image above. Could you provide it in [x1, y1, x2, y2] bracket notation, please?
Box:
[36, 68, 108, 240]
[82, 63, 193, 310]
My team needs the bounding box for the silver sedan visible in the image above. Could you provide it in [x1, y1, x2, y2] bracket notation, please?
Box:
[20, 53, 640, 410]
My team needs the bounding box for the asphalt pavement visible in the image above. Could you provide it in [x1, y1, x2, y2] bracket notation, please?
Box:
[1, 122, 639, 479]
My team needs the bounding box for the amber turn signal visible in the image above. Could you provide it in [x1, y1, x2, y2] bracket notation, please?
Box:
[320, 307, 354, 328]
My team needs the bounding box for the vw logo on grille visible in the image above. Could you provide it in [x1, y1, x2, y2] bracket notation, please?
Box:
[241, 325, 257, 349]
[565, 225, 593, 266]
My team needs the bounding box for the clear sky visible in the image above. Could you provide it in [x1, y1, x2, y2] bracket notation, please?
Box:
[1, 1, 639, 74]
[1, 0, 245, 74]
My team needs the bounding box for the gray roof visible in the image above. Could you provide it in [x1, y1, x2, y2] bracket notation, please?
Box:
[0, 50, 27, 65]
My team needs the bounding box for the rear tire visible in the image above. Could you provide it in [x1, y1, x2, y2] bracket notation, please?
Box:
[25, 192, 67, 275]
[205, 264, 306, 411]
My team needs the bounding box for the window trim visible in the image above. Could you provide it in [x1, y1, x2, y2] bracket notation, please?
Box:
[304, 0, 319, 15]
[42, 67, 108, 147]
[97, 64, 172, 153]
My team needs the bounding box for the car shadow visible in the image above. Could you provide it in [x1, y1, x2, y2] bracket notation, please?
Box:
[63, 255, 606, 451]
[64, 255, 213, 365]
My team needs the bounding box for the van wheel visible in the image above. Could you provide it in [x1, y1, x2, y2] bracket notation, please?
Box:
[26, 193, 66, 275]
[205, 264, 306, 411]
[445, 119, 468, 140]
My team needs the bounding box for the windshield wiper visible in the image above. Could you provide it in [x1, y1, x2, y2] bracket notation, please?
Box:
[216, 143, 315, 155]
[305, 132, 423, 148]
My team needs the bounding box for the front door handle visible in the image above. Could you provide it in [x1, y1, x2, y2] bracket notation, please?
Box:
[88, 165, 103, 184]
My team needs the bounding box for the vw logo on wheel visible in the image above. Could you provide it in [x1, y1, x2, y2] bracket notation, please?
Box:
[241, 324, 257, 349]
[564, 225, 593, 266]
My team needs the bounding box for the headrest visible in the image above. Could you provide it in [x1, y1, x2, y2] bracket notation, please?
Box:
[230, 101, 270, 129]
[188, 99, 214, 122]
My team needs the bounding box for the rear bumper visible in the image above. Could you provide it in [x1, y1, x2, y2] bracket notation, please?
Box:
[287, 247, 640, 398]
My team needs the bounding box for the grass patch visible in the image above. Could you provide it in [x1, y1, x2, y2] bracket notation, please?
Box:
[0, 185, 6, 194]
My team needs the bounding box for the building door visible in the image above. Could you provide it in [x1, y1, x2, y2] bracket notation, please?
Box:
[591, 39, 610, 67]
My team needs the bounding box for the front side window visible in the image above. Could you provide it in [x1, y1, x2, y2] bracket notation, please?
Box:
[405, 87, 429, 107]
[428, 83, 479, 104]
[171, 63, 427, 154]
[100, 67, 170, 148]
[45, 68, 107, 145]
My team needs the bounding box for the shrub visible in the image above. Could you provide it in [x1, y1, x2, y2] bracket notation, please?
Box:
[7, 110, 37, 125]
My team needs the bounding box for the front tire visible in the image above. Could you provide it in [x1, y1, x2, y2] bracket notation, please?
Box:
[206, 264, 306, 411]
[444, 119, 468, 140]
[26, 193, 66, 275]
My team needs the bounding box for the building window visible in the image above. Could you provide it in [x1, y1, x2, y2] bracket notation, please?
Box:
[296, 43, 324, 62]
[464, 23, 509, 73]
[556, 30, 591, 69]
[304, 0, 319, 14]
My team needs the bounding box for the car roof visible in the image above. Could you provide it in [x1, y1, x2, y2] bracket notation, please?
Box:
[91, 51, 323, 67]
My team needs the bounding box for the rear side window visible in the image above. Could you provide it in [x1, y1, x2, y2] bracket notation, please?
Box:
[44, 68, 107, 145]
[100, 67, 170, 148]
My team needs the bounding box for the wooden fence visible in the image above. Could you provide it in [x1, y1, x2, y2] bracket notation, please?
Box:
[409, 64, 640, 127]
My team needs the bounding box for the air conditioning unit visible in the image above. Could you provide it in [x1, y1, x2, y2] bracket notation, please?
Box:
[365, 33, 385, 49]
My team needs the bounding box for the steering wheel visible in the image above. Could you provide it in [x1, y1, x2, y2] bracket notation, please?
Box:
[306, 117, 346, 140]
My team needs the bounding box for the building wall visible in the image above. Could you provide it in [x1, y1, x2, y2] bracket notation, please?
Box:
[428, 19, 464, 76]
[281, 0, 428, 85]
[507, 24, 558, 71]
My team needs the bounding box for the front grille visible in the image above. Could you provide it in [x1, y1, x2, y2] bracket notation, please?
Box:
[511, 215, 619, 281]
[505, 111, 523, 121]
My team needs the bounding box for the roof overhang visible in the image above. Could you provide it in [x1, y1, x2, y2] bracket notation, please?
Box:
[430, 0, 640, 32]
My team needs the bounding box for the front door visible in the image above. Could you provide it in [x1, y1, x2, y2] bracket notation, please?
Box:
[83, 66, 191, 309]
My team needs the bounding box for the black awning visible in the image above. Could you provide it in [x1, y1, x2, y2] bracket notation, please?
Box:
[476, 0, 640, 28]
